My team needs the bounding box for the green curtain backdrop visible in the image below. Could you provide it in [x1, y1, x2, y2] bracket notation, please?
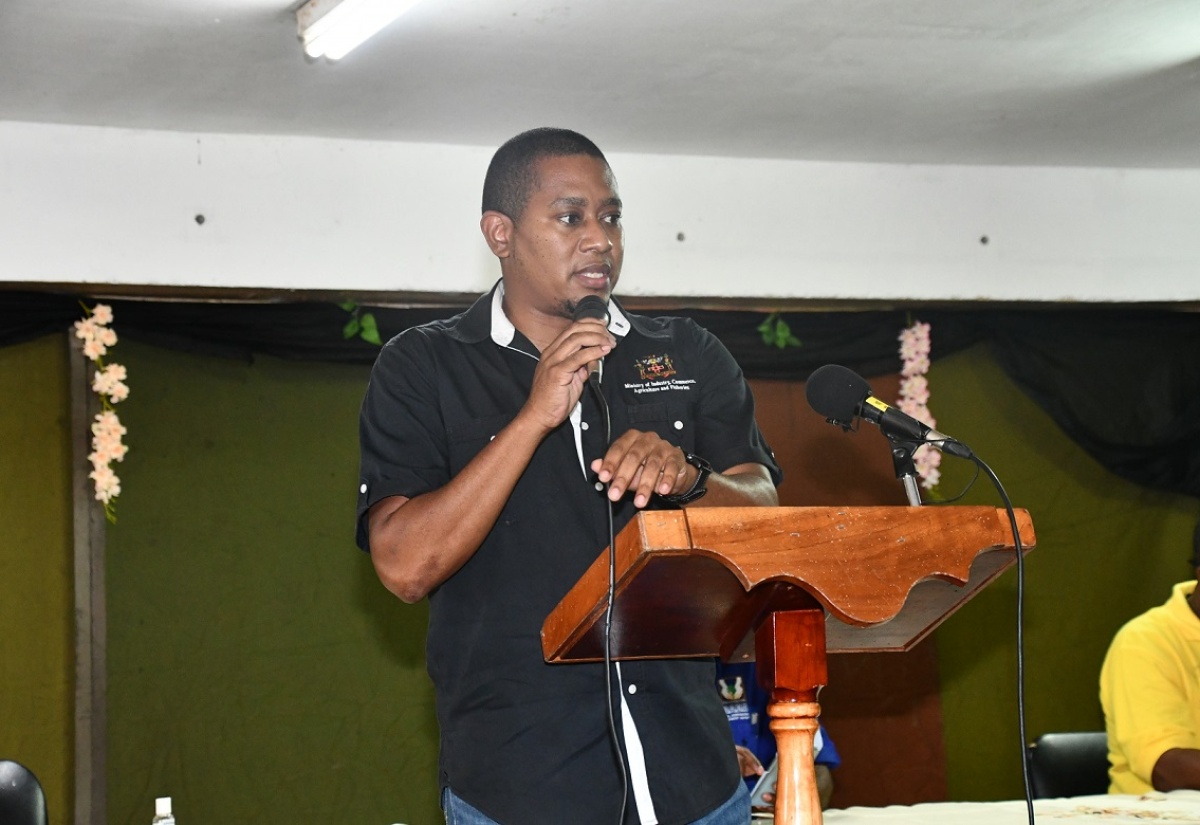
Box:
[3, 323, 1198, 824]
[932, 345, 1199, 800]
[86, 339, 1200, 814]
[5, 292, 1199, 501]
[0, 334, 74, 824]
[103, 340, 440, 825]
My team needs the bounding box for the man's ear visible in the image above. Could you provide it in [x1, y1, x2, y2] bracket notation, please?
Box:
[480, 211, 514, 259]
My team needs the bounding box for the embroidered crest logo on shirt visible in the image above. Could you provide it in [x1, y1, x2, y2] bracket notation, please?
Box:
[635, 354, 676, 381]
[624, 353, 696, 395]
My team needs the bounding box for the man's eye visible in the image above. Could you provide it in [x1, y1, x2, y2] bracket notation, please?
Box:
[604, 213, 622, 225]
[559, 213, 581, 224]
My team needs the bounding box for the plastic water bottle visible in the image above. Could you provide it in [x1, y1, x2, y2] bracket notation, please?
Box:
[152, 797, 176, 825]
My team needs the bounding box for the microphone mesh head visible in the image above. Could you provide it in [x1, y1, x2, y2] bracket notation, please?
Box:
[805, 364, 871, 424]
[570, 295, 610, 323]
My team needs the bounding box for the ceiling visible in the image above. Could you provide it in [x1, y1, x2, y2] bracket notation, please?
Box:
[2, 0, 1199, 168]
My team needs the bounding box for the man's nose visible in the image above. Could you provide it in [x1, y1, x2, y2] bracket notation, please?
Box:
[581, 218, 614, 251]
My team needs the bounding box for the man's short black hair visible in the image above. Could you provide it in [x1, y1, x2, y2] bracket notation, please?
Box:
[482, 127, 608, 221]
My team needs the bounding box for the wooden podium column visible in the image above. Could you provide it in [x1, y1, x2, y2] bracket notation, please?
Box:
[756, 609, 827, 825]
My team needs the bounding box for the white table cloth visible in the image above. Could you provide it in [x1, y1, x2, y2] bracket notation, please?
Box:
[783, 791, 1200, 824]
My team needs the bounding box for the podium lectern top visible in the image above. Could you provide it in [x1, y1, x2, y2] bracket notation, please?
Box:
[542, 505, 1035, 662]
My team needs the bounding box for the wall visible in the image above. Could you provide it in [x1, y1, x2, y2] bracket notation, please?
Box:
[3, 120, 1200, 303]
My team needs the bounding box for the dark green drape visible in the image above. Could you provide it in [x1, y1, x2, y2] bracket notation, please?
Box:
[3, 290, 1197, 499]
[986, 311, 1200, 498]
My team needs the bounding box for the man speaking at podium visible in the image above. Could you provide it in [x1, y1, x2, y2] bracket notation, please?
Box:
[356, 128, 781, 825]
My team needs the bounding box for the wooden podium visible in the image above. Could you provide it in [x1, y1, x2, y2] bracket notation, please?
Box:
[542, 506, 1035, 825]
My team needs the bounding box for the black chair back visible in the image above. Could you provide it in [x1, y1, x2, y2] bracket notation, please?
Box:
[1027, 731, 1110, 799]
[0, 760, 49, 825]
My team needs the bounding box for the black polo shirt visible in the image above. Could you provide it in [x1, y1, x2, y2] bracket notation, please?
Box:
[357, 284, 781, 825]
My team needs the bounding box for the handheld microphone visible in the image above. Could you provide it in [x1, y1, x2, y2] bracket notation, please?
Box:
[805, 363, 973, 459]
[571, 295, 610, 381]
[571, 294, 610, 324]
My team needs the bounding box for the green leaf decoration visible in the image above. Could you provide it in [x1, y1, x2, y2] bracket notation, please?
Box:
[359, 313, 382, 345]
[338, 301, 383, 346]
[758, 312, 802, 350]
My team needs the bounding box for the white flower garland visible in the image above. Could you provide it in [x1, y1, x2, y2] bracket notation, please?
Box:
[897, 320, 940, 490]
[74, 303, 129, 523]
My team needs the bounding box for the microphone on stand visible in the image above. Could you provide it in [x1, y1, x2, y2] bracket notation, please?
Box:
[806, 363, 973, 505]
[805, 363, 972, 458]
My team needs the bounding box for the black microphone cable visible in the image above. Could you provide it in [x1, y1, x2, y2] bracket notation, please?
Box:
[969, 453, 1034, 825]
[571, 295, 630, 825]
[592, 370, 630, 825]
[887, 436, 1035, 822]
[908, 443, 1035, 822]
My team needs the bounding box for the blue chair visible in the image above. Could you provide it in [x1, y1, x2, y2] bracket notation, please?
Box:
[0, 760, 49, 825]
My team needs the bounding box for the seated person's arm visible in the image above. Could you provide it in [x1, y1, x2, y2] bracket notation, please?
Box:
[736, 745, 765, 779]
[1152, 748, 1200, 792]
[1102, 620, 1200, 793]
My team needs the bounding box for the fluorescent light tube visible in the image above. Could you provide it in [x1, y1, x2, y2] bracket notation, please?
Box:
[296, 0, 421, 61]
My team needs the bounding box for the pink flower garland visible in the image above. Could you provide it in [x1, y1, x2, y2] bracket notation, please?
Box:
[74, 303, 129, 523]
[897, 320, 940, 490]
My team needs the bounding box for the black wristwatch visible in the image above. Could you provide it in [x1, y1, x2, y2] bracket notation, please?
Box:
[659, 452, 712, 505]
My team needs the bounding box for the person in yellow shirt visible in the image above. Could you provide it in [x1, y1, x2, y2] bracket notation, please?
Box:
[1100, 521, 1200, 793]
